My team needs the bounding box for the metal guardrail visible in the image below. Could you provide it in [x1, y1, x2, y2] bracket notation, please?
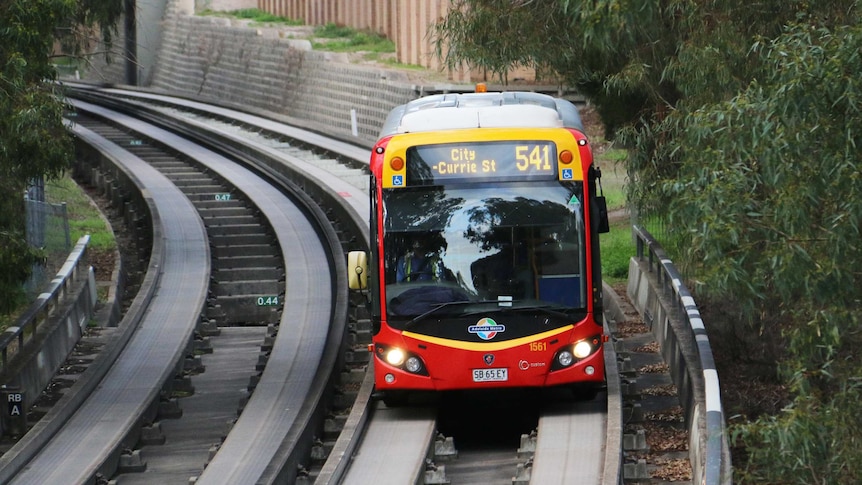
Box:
[631, 224, 732, 485]
[0, 236, 93, 370]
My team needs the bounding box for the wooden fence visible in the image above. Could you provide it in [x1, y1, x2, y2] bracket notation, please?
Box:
[256, 0, 478, 82]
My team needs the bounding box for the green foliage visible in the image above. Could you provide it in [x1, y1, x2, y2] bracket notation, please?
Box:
[0, 0, 122, 317]
[53, 0, 124, 58]
[643, 17, 862, 482]
[600, 221, 634, 282]
[431, 0, 673, 135]
[433, 1, 858, 136]
[431, 0, 557, 83]
[230, 8, 298, 24]
[0, 226, 42, 314]
[314, 22, 357, 38]
[46, 173, 116, 250]
[202, 8, 303, 25]
[312, 23, 394, 53]
[435, 0, 862, 479]
[734, 380, 862, 484]
[669, 21, 862, 314]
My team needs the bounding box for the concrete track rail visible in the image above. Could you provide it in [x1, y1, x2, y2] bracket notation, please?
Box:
[6, 120, 210, 484]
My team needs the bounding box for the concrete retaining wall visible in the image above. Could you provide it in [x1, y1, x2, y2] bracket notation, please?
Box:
[150, 0, 419, 147]
[83, 1, 558, 148]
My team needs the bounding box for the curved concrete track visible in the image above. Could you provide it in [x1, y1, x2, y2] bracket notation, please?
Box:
[74, 100, 338, 484]
[3, 96, 346, 484]
[10, 124, 210, 484]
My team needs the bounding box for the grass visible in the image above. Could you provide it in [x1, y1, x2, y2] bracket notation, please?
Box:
[0, 173, 114, 331]
[311, 23, 395, 54]
[597, 147, 628, 211]
[594, 146, 634, 285]
[200, 8, 303, 26]
[196, 11, 396, 61]
[45, 173, 116, 251]
[600, 220, 634, 284]
[52, 55, 83, 76]
[365, 53, 426, 70]
[313, 23, 356, 38]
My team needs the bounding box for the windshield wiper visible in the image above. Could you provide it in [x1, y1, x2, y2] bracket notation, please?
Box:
[498, 304, 573, 320]
[405, 300, 497, 328]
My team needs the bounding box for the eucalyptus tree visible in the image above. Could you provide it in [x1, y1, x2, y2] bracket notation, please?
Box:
[0, 0, 123, 313]
[434, 1, 862, 482]
[683, 23, 862, 484]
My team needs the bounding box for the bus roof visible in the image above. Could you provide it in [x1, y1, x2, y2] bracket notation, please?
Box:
[379, 92, 585, 137]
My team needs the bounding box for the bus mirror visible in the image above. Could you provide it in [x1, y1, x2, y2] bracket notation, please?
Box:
[347, 251, 369, 290]
[596, 196, 610, 234]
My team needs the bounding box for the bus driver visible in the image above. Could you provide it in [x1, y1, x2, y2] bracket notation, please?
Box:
[396, 238, 444, 282]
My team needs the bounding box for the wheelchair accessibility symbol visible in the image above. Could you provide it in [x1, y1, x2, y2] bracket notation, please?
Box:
[561, 168, 573, 180]
[392, 175, 404, 186]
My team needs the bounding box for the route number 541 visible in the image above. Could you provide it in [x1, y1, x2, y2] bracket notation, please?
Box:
[515, 145, 551, 172]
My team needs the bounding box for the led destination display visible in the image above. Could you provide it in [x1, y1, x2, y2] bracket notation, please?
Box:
[406, 141, 558, 184]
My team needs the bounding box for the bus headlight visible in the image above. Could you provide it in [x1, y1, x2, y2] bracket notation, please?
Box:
[405, 356, 423, 374]
[573, 340, 593, 359]
[375, 344, 429, 376]
[551, 336, 603, 371]
[385, 348, 406, 366]
[557, 350, 574, 368]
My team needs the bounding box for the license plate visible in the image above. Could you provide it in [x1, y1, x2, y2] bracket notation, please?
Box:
[472, 368, 508, 382]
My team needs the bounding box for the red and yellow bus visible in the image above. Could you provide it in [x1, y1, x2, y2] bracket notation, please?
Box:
[348, 89, 609, 405]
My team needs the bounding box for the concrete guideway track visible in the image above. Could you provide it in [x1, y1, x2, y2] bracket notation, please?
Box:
[8, 118, 211, 484]
[60, 87, 369, 484]
[66, 111, 278, 482]
[339, 403, 438, 485]
[3, 96, 346, 484]
[71, 100, 341, 484]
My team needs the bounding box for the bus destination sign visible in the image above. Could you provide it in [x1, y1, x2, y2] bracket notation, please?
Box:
[406, 141, 558, 185]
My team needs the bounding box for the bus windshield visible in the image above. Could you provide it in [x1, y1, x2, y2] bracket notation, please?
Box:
[382, 181, 586, 319]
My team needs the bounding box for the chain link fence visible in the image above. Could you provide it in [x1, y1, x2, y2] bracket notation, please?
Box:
[24, 179, 72, 297]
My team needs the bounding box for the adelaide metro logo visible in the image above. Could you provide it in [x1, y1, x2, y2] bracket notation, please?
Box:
[468, 317, 505, 340]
